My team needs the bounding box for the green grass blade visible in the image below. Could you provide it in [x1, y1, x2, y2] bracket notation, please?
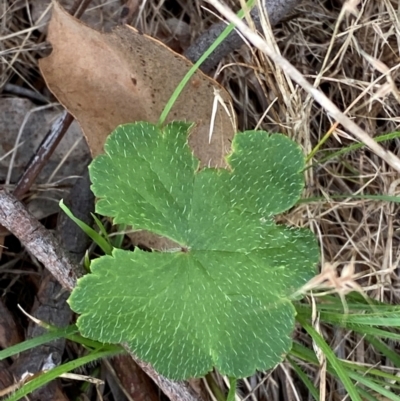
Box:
[297, 296, 400, 316]
[346, 325, 400, 341]
[319, 311, 400, 327]
[0, 324, 117, 362]
[296, 315, 362, 401]
[287, 356, 320, 401]
[91, 212, 110, 241]
[6, 346, 123, 401]
[298, 193, 400, 205]
[348, 371, 400, 401]
[226, 377, 237, 401]
[342, 361, 400, 382]
[84, 250, 91, 271]
[290, 342, 319, 365]
[110, 224, 127, 248]
[291, 342, 398, 400]
[59, 199, 113, 255]
[0, 325, 78, 360]
[289, 344, 379, 401]
[158, 0, 255, 126]
[356, 388, 382, 401]
[205, 373, 226, 401]
[316, 132, 400, 164]
[366, 336, 400, 368]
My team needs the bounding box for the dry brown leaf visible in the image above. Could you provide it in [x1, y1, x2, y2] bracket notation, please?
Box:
[39, 2, 236, 168]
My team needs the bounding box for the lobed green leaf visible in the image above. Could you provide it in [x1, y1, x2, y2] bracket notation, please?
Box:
[69, 122, 319, 379]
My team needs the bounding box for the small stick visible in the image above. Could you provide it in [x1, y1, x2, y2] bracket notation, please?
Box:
[12, 112, 74, 199]
[0, 190, 81, 290]
[3, 83, 49, 103]
[70, 0, 94, 18]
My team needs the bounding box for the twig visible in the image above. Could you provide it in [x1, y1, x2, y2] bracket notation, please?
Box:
[205, 0, 400, 173]
[0, 190, 81, 290]
[69, 0, 94, 18]
[12, 111, 74, 199]
[184, 0, 302, 73]
[6, 103, 60, 189]
[3, 83, 49, 103]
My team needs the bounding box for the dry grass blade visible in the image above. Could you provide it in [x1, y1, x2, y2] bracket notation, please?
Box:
[205, 0, 400, 173]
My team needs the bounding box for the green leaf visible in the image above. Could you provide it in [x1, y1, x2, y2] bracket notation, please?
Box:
[69, 122, 319, 380]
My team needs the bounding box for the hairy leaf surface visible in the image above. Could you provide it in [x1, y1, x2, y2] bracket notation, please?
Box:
[69, 122, 319, 379]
